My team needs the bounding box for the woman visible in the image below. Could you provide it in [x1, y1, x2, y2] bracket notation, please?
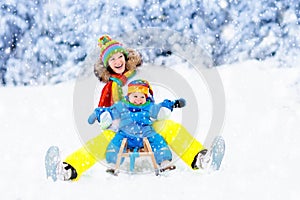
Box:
[61, 35, 209, 181]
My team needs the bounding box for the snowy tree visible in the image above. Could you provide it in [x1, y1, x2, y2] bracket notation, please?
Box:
[2, 0, 93, 85]
[0, 0, 39, 85]
[1, 0, 300, 86]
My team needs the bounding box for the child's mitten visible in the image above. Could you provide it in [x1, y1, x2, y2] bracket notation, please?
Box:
[88, 112, 97, 124]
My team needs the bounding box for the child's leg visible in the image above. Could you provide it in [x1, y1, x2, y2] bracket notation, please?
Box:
[106, 133, 125, 164]
[147, 134, 172, 165]
[152, 120, 205, 168]
[64, 129, 115, 180]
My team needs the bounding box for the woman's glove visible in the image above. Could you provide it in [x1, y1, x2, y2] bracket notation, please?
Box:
[98, 111, 112, 130]
[88, 111, 112, 130]
[173, 98, 186, 108]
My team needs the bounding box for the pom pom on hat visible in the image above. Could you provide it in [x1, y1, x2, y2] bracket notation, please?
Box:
[98, 35, 128, 67]
[127, 79, 153, 99]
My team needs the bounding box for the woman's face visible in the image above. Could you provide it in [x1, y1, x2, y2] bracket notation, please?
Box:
[108, 52, 126, 74]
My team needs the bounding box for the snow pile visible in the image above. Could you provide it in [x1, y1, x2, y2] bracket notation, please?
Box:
[0, 59, 299, 199]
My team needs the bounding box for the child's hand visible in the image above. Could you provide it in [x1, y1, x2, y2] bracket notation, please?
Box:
[173, 98, 186, 108]
[161, 99, 174, 110]
[161, 98, 186, 111]
[88, 112, 97, 124]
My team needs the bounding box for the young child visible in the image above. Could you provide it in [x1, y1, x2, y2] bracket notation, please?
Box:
[53, 35, 210, 181]
[88, 79, 186, 172]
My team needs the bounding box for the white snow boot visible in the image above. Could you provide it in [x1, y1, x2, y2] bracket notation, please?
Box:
[192, 149, 212, 170]
[57, 162, 78, 181]
[45, 146, 77, 181]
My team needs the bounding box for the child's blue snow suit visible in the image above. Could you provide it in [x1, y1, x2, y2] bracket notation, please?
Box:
[93, 98, 174, 165]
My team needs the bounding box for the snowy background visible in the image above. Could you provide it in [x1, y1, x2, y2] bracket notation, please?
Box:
[1, 59, 300, 200]
[1, 0, 300, 86]
[1, 0, 300, 199]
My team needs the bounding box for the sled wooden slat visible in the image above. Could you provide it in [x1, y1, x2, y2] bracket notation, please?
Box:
[114, 138, 159, 175]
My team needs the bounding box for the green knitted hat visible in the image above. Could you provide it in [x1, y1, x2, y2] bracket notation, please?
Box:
[98, 35, 128, 67]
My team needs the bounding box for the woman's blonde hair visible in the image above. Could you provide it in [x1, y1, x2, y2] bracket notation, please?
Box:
[94, 48, 142, 83]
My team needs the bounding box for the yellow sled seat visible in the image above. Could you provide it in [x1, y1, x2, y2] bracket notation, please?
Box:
[64, 130, 115, 180]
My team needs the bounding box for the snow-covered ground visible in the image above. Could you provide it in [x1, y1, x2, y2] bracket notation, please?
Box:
[1, 59, 300, 200]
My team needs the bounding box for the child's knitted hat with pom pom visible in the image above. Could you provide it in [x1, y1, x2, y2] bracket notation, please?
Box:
[127, 79, 154, 99]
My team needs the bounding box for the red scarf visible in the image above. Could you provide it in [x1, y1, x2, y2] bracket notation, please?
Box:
[98, 70, 136, 107]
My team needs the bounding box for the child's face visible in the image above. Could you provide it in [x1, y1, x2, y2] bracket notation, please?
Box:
[128, 92, 146, 105]
[108, 52, 126, 74]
